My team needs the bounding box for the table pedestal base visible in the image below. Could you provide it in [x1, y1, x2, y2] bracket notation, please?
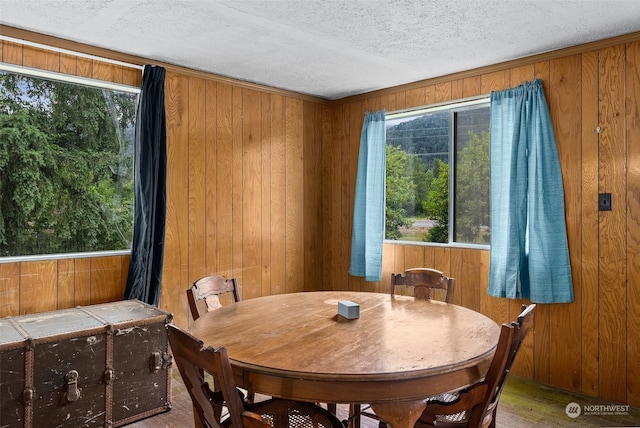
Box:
[370, 399, 427, 428]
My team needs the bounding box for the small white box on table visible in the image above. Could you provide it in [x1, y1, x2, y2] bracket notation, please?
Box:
[338, 300, 360, 319]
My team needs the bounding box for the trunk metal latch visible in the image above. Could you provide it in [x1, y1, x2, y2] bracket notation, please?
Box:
[64, 370, 81, 402]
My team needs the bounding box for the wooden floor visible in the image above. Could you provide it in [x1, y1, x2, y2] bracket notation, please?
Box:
[125, 367, 640, 427]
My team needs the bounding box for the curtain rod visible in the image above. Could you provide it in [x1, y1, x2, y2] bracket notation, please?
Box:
[0, 34, 144, 71]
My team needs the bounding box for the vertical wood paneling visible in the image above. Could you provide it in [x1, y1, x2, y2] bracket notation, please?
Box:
[285, 98, 304, 293]
[76, 57, 92, 78]
[261, 93, 272, 297]
[74, 258, 92, 306]
[216, 83, 234, 278]
[598, 44, 627, 403]
[89, 256, 122, 304]
[381, 91, 399, 112]
[0, 263, 20, 317]
[2, 41, 22, 65]
[59, 53, 77, 75]
[449, 248, 464, 306]
[205, 81, 218, 276]
[232, 89, 244, 284]
[433, 247, 451, 280]
[548, 54, 583, 392]
[393, 244, 406, 278]
[322, 104, 343, 290]
[423, 246, 435, 269]
[57, 259, 75, 309]
[424, 85, 435, 106]
[243, 88, 263, 299]
[122, 67, 141, 87]
[270, 94, 287, 295]
[120, 256, 129, 299]
[404, 87, 426, 108]
[303, 101, 323, 291]
[451, 79, 464, 100]
[22, 45, 58, 71]
[381, 243, 395, 293]
[20, 260, 57, 314]
[92, 61, 122, 83]
[626, 40, 640, 407]
[162, 71, 190, 326]
[434, 82, 451, 103]
[404, 245, 424, 270]
[462, 76, 482, 97]
[188, 77, 207, 286]
[461, 249, 480, 312]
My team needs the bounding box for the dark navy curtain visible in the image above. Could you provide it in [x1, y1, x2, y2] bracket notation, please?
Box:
[125, 65, 167, 306]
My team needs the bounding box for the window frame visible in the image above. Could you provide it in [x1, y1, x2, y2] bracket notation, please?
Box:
[0, 62, 141, 262]
[384, 95, 491, 250]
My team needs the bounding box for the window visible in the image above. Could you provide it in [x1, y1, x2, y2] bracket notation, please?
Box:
[385, 98, 490, 246]
[0, 65, 139, 258]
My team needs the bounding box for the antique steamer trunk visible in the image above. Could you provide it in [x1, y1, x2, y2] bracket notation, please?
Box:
[0, 299, 172, 428]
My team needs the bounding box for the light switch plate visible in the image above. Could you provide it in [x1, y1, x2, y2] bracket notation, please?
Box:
[598, 193, 612, 211]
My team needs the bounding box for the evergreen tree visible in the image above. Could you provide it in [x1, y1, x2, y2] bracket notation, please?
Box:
[455, 130, 490, 243]
[0, 72, 137, 257]
[385, 145, 415, 240]
[423, 160, 448, 243]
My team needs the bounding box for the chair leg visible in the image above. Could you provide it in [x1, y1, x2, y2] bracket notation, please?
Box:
[328, 403, 337, 415]
[348, 404, 361, 428]
[193, 406, 204, 428]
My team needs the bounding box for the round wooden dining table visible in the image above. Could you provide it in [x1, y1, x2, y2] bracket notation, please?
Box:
[190, 291, 500, 428]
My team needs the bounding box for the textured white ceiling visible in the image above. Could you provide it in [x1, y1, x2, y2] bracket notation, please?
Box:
[1, 0, 640, 99]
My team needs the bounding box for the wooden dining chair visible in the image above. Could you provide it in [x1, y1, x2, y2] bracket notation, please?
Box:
[187, 275, 241, 321]
[391, 267, 454, 303]
[167, 323, 346, 428]
[414, 304, 536, 428]
[186, 275, 256, 405]
[349, 268, 456, 427]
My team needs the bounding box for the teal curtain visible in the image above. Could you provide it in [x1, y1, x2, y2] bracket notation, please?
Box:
[488, 79, 573, 303]
[349, 110, 386, 282]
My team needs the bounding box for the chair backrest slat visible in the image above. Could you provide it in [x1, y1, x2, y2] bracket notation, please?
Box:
[187, 275, 241, 321]
[391, 268, 454, 303]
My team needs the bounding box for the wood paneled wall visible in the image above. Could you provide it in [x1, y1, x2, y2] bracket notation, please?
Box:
[160, 73, 327, 329]
[2, 27, 640, 407]
[322, 38, 640, 407]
